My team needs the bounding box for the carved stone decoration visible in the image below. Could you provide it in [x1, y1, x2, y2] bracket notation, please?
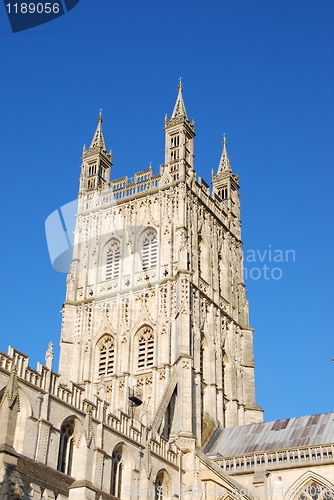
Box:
[97, 300, 111, 319]
[82, 405, 94, 447]
[0, 469, 25, 500]
[84, 304, 92, 335]
[142, 442, 153, 479]
[2, 365, 20, 411]
[121, 295, 130, 331]
[136, 378, 144, 388]
[74, 306, 82, 343]
[45, 341, 54, 370]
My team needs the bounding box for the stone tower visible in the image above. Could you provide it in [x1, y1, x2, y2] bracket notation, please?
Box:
[58, 84, 263, 453]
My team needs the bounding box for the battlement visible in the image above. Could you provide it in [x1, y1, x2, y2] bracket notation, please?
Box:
[0, 346, 178, 466]
[81, 165, 240, 238]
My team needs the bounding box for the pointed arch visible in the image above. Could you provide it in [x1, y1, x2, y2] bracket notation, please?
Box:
[286, 471, 334, 500]
[93, 318, 117, 345]
[110, 446, 123, 498]
[135, 325, 155, 370]
[141, 229, 158, 271]
[97, 334, 115, 378]
[4, 384, 32, 454]
[154, 469, 172, 499]
[57, 416, 78, 476]
[105, 239, 121, 280]
[219, 494, 246, 500]
[110, 442, 134, 499]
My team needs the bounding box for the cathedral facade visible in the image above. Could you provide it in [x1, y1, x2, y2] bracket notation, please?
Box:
[0, 85, 333, 500]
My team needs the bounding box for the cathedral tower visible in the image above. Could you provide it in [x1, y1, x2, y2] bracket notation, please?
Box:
[58, 85, 263, 454]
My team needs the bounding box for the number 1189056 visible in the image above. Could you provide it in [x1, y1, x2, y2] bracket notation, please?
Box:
[6, 2, 60, 14]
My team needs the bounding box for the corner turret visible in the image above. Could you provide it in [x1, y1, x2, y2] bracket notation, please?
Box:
[79, 111, 112, 197]
[161, 80, 195, 182]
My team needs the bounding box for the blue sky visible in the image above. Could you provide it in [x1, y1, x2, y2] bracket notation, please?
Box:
[0, 0, 333, 422]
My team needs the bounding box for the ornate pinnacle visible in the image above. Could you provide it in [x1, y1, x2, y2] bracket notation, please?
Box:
[216, 133, 232, 175]
[3, 365, 20, 411]
[178, 76, 183, 91]
[45, 341, 54, 369]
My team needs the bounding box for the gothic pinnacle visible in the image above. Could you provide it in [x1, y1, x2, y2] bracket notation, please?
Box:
[89, 110, 106, 150]
[171, 78, 188, 120]
[217, 134, 232, 174]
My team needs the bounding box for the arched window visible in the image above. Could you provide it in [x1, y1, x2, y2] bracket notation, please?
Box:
[99, 337, 115, 377]
[110, 448, 123, 498]
[106, 240, 120, 280]
[155, 470, 170, 500]
[155, 474, 164, 499]
[57, 420, 75, 476]
[138, 327, 154, 370]
[299, 482, 333, 500]
[142, 231, 158, 270]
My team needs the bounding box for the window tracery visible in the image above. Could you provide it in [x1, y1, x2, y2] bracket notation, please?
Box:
[299, 482, 333, 500]
[106, 240, 120, 280]
[138, 327, 154, 370]
[155, 473, 164, 499]
[142, 231, 158, 270]
[99, 337, 115, 377]
[110, 448, 123, 498]
[57, 420, 75, 476]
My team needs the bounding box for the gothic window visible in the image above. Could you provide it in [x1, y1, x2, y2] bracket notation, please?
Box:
[217, 187, 228, 199]
[155, 471, 170, 500]
[299, 483, 333, 500]
[138, 327, 154, 369]
[106, 240, 120, 280]
[88, 164, 97, 177]
[57, 420, 75, 476]
[99, 337, 115, 377]
[142, 231, 158, 271]
[99, 167, 106, 180]
[155, 473, 164, 499]
[110, 449, 123, 498]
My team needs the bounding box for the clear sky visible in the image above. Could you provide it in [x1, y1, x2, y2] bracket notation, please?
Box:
[0, 0, 333, 423]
